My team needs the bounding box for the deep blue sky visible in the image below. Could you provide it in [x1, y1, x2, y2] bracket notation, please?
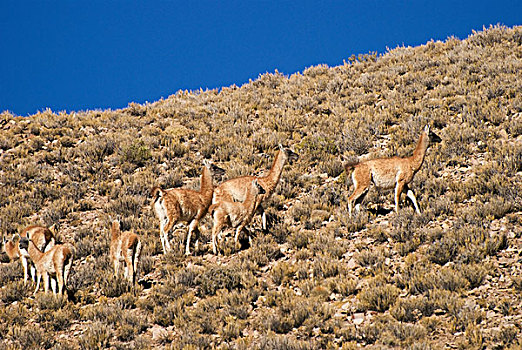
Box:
[1, 1, 520, 116]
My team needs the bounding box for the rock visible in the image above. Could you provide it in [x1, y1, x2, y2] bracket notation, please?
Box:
[150, 324, 168, 341]
[341, 301, 351, 311]
[486, 310, 496, 319]
[346, 258, 358, 270]
[352, 313, 365, 325]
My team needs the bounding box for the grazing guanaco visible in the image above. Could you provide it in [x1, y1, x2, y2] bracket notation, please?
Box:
[110, 220, 142, 284]
[344, 125, 441, 216]
[18, 235, 74, 295]
[212, 144, 298, 230]
[152, 160, 225, 255]
[1, 225, 55, 283]
[210, 179, 266, 254]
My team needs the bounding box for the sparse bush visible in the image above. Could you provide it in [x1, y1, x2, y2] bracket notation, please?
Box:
[0, 280, 31, 304]
[391, 296, 435, 322]
[34, 293, 68, 310]
[196, 265, 243, 297]
[78, 322, 112, 350]
[358, 278, 400, 312]
[100, 272, 133, 298]
[120, 140, 152, 167]
[10, 324, 52, 349]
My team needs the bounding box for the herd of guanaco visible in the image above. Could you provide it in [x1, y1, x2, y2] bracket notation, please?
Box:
[0, 126, 440, 296]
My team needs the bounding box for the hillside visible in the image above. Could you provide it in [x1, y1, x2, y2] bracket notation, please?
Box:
[1, 25, 522, 349]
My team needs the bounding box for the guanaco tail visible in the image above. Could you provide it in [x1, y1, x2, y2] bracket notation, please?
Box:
[18, 234, 74, 296]
[110, 219, 142, 284]
[209, 179, 266, 254]
[212, 144, 298, 230]
[344, 125, 441, 216]
[152, 159, 225, 255]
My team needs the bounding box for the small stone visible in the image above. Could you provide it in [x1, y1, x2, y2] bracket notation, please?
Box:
[352, 313, 365, 325]
[341, 301, 351, 311]
[346, 258, 358, 270]
[151, 325, 168, 340]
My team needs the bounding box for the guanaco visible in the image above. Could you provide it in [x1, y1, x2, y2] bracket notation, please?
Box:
[152, 160, 225, 255]
[344, 125, 441, 216]
[110, 220, 142, 284]
[212, 144, 298, 230]
[1, 234, 22, 261]
[1, 225, 55, 283]
[209, 179, 266, 254]
[18, 235, 74, 295]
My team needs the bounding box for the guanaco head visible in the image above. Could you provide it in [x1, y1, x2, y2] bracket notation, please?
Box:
[17, 235, 30, 258]
[18, 235, 28, 249]
[48, 223, 58, 236]
[203, 159, 226, 177]
[279, 144, 299, 164]
[341, 155, 359, 170]
[424, 125, 442, 144]
[111, 219, 121, 239]
[1, 234, 20, 260]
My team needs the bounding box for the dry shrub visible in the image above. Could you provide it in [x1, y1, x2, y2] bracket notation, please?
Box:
[358, 277, 400, 312]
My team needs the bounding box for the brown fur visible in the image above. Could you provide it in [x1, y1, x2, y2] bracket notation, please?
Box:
[2, 234, 22, 261]
[1, 225, 55, 283]
[212, 145, 297, 230]
[19, 238, 74, 295]
[344, 125, 439, 215]
[110, 220, 141, 284]
[210, 179, 266, 254]
[152, 160, 216, 255]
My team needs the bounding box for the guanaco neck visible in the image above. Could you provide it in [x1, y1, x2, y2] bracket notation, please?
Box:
[200, 165, 214, 204]
[243, 185, 259, 214]
[410, 130, 429, 172]
[27, 240, 44, 262]
[111, 222, 121, 242]
[261, 150, 286, 195]
[4, 241, 20, 260]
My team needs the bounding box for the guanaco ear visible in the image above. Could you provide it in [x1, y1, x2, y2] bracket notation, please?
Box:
[424, 125, 430, 134]
[278, 144, 284, 151]
[49, 223, 57, 235]
[12, 234, 20, 243]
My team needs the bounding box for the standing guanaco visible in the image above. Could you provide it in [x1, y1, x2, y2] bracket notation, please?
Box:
[18, 235, 74, 295]
[212, 144, 298, 230]
[152, 160, 225, 255]
[1, 225, 55, 283]
[344, 125, 441, 216]
[209, 179, 266, 254]
[109, 220, 141, 284]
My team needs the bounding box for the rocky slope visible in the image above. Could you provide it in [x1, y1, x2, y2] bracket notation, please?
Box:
[0, 25, 521, 349]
